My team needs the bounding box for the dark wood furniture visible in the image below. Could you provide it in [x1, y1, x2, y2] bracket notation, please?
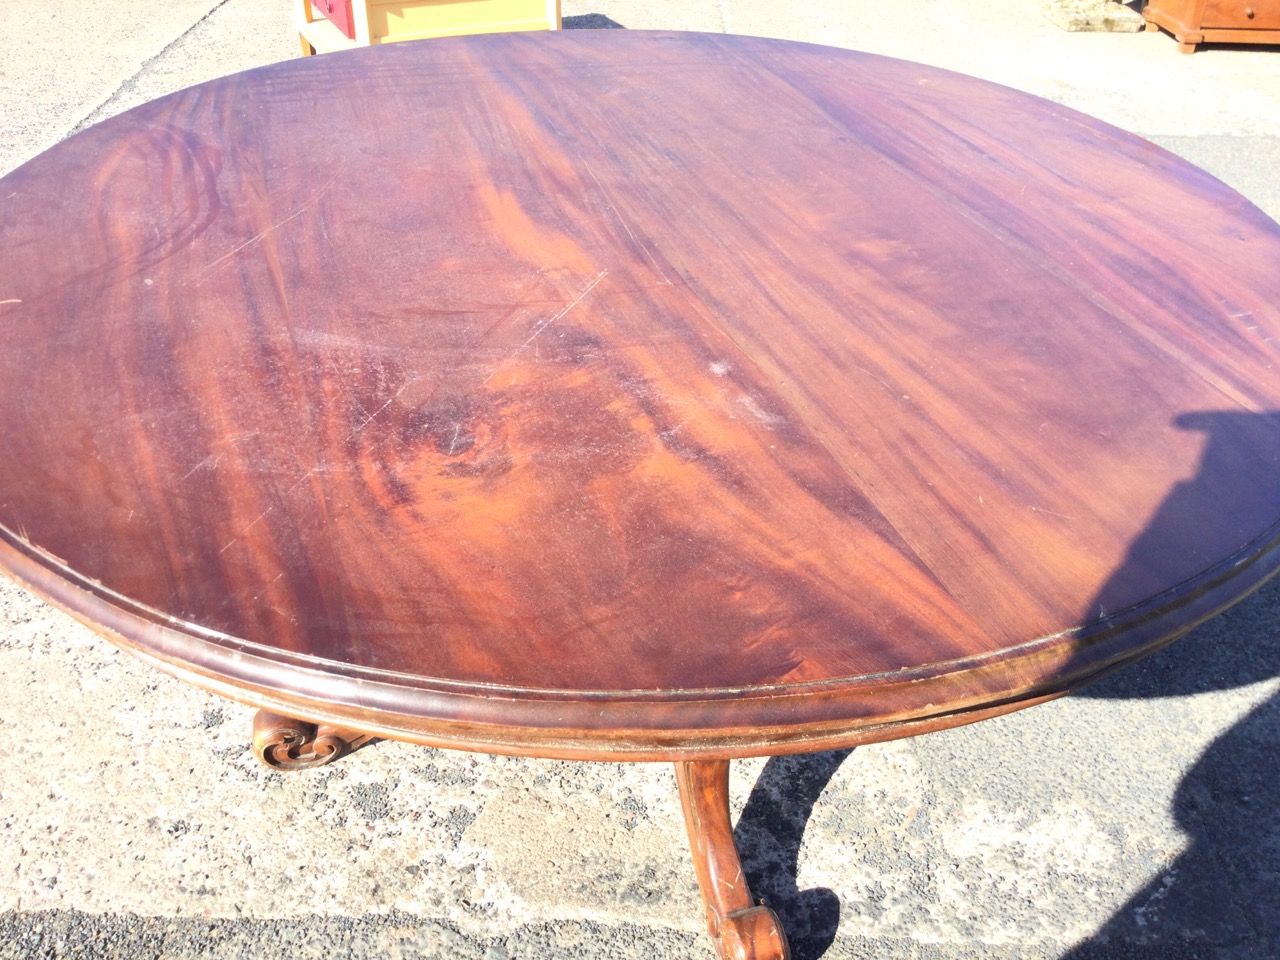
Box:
[2, 31, 1279, 960]
[1143, 0, 1280, 51]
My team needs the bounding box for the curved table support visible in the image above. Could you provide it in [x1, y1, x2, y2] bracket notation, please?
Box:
[251, 710, 373, 770]
[676, 760, 790, 960]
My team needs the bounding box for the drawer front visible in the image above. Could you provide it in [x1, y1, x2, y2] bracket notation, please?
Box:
[313, 0, 357, 38]
[1202, 0, 1280, 27]
[369, 0, 553, 41]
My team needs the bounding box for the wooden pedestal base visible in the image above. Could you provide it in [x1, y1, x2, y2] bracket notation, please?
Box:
[250, 713, 788, 957]
[251, 710, 374, 769]
[676, 760, 790, 960]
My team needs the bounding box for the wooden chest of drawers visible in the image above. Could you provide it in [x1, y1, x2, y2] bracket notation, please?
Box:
[1143, 0, 1280, 51]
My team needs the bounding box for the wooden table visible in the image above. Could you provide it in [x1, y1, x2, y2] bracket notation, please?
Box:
[2, 31, 1279, 960]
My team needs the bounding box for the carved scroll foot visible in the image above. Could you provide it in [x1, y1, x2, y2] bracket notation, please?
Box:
[675, 759, 790, 960]
[251, 710, 373, 770]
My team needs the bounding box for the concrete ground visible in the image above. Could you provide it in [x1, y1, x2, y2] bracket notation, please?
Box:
[1, 2, 1279, 958]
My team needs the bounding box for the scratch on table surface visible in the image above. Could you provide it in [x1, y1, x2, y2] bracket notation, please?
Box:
[584, 167, 671, 284]
[950, 201, 1016, 249]
[192, 167, 344, 286]
[347, 378, 416, 441]
[1030, 505, 1075, 520]
[854, 365, 895, 395]
[245, 506, 275, 531]
[660, 419, 688, 440]
[0, 299, 21, 305]
[218, 500, 281, 557]
[520, 270, 607, 349]
[286, 465, 324, 494]
[180, 451, 225, 481]
[484, 270, 608, 384]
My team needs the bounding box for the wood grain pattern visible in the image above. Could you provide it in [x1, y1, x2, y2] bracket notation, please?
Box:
[1, 31, 1279, 758]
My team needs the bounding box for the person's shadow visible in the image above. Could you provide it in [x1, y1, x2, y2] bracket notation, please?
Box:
[729, 411, 1280, 959]
[1060, 412, 1280, 958]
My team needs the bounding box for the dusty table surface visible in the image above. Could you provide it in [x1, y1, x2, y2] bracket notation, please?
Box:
[3, 31, 1279, 763]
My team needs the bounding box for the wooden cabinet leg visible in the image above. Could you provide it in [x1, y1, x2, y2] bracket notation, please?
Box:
[675, 760, 790, 960]
[251, 709, 373, 769]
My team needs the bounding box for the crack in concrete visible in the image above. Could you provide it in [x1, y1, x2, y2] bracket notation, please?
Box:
[68, 0, 235, 137]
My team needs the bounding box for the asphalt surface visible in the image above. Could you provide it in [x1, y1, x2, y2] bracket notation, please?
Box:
[1, 2, 1279, 958]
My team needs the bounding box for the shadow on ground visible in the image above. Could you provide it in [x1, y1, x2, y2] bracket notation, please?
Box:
[736, 750, 853, 960]
[563, 13, 626, 30]
[1060, 577, 1280, 958]
[1061, 411, 1280, 958]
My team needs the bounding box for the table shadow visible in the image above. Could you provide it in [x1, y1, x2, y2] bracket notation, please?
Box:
[1060, 410, 1280, 957]
[562, 13, 627, 30]
[734, 749, 853, 960]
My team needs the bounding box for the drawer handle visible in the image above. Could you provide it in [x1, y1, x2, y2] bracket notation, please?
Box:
[1245, 6, 1256, 16]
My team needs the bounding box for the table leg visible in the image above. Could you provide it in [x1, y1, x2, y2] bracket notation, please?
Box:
[675, 759, 790, 960]
[251, 709, 373, 769]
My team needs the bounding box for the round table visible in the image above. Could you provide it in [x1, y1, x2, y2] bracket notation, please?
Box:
[2, 30, 1278, 960]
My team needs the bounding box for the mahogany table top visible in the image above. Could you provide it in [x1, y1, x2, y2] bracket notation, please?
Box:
[2, 31, 1279, 759]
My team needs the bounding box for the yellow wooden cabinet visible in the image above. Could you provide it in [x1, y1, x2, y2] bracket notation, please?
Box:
[298, 0, 561, 55]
